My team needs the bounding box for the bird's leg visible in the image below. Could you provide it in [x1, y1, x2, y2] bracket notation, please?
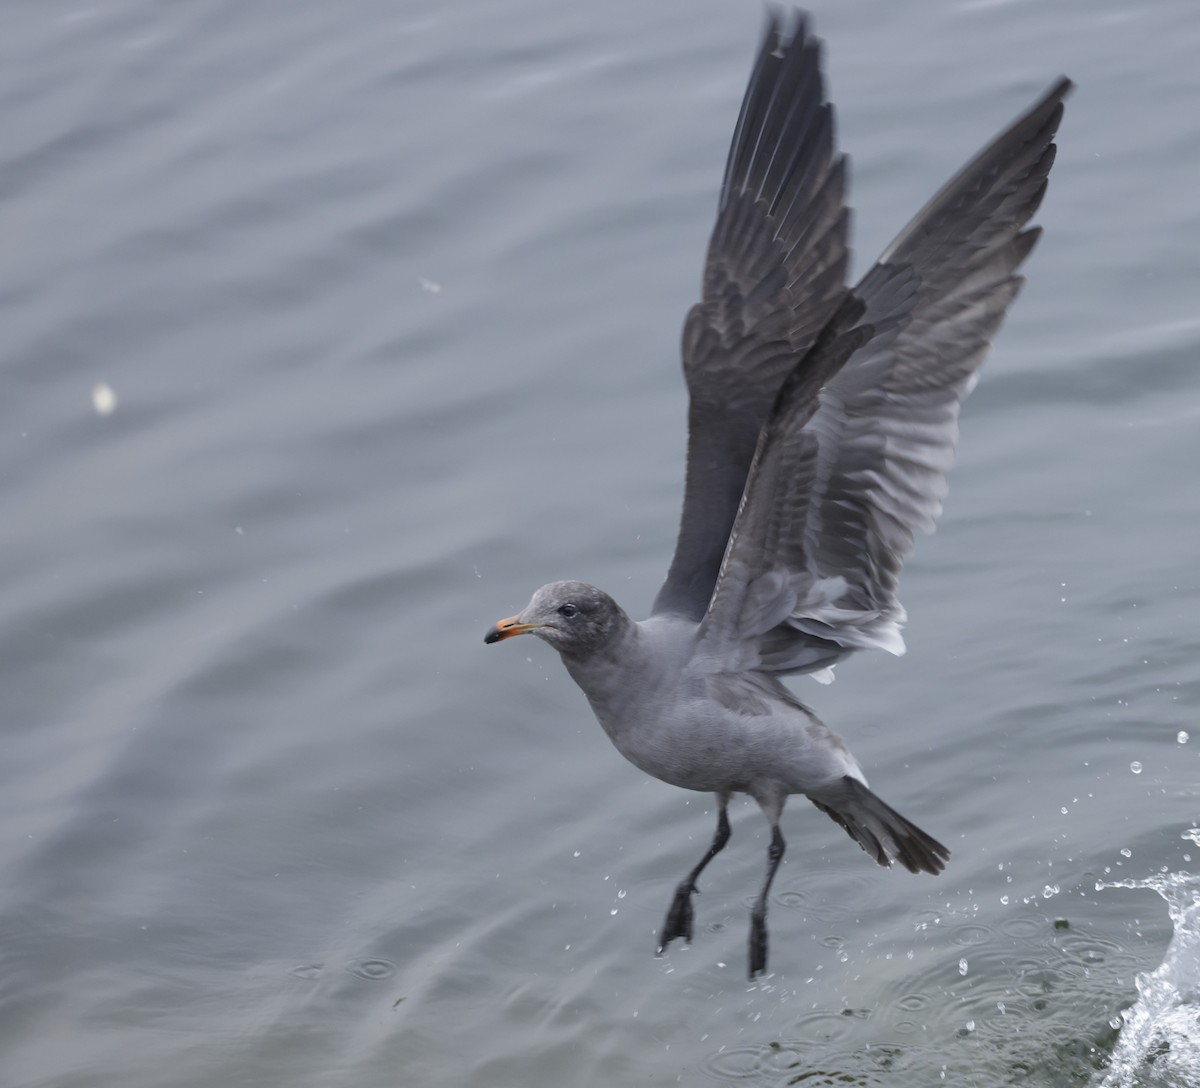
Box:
[748, 824, 786, 978]
[657, 795, 731, 953]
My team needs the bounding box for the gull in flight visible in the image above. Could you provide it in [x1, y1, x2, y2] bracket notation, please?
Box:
[486, 9, 1070, 977]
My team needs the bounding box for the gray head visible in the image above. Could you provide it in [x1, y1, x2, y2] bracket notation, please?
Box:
[484, 580, 629, 658]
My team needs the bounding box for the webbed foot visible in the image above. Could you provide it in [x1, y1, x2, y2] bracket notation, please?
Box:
[657, 882, 697, 952]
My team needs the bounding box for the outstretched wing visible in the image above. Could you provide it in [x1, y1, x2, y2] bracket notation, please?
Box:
[694, 77, 1072, 675]
[651, 10, 850, 621]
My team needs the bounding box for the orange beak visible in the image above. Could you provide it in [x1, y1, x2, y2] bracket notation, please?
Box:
[484, 614, 539, 644]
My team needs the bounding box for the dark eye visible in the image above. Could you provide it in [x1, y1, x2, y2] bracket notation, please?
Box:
[557, 603, 578, 618]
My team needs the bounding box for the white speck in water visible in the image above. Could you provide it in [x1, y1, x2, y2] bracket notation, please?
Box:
[419, 276, 442, 293]
[92, 381, 117, 415]
[997, 1001, 1006, 1014]
[1121, 848, 1132, 858]
[234, 526, 244, 535]
[958, 958, 968, 976]
[610, 908, 618, 916]
[1130, 761, 1143, 774]
[1178, 731, 1189, 745]
[1043, 884, 1060, 899]
[617, 889, 626, 899]
[1061, 806, 1069, 815]
[1000, 895, 1009, 905]
[965, 1020, 975, 1032]
[573, 850, 581, 857]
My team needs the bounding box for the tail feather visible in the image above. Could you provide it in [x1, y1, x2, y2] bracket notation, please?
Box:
[810, 776, 949, 875]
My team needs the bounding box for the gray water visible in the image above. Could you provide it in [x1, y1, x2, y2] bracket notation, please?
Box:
[3, 0, 1200, 1085]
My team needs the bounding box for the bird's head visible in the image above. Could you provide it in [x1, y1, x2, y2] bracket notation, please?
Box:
[484, 581, 627, 658]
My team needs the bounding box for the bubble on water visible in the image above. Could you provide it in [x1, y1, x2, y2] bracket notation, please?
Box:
[958, 958, 968, 976]
[965, 1020, 976, 1032]
[1000, 895, 1009, 905]
[1121, 848, 1132, 858]
[345, 959, 396, 981]
[1131, 761, 1143, 775]
[1179, 732, 1190, 745]
[1061, 806, 1069, 815]
[1043, 884, 1060, 899]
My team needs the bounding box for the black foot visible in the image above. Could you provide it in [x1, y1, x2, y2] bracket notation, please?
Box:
[657, 882, 696, 953]
[748, 909, 768, 977]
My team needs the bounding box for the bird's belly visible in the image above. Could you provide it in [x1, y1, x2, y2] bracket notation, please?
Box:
[591, 690, 855, 797]
[595, 700, 790, 794]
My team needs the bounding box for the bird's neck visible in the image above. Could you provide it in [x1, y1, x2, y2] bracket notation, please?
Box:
[559, 614, 645, 718]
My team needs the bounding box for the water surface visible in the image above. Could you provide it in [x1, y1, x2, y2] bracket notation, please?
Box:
[3, 0, 1200, 1085]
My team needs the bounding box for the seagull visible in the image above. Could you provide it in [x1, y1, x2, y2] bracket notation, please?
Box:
[485, 9, 1070, 977]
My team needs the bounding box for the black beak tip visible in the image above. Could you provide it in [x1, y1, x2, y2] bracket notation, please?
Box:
[484, 628, 502, 645]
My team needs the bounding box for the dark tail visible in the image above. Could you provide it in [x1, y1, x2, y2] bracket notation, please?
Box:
[810, 776, 949, 875]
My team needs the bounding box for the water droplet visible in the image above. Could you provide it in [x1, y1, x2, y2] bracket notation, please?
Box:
[997, 1001, 1006, 1014]
[617, 889, 626, 899]
[610, 908, 618, 916]
[1130, 761, 1143, 774]
[1061, 806, 1069, 815]
[1042, 884, 1060, 899]
[965, 1020, 976, 1032]
[1120, 848, 1132, 858]
[1178, 731, 1189, 745]
[958, 958, 968, 976]
[92, 381, 118, 416]
[1000, 895, 1009, 905]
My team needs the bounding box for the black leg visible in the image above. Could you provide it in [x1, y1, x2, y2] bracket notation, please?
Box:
[748, 825, 785, 978]
[657, 798, 731, 954]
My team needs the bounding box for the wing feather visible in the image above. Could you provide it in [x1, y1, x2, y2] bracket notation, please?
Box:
[693, 77, 1072, 675]
[652, 11, 851, 620]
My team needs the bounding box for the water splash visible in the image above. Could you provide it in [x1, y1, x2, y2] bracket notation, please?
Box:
[1095, 829, 1200, 1087]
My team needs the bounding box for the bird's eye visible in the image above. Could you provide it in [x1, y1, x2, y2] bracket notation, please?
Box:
[558, 603, 578, 618]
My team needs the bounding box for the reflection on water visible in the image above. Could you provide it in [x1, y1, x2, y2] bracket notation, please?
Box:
[1097, 829, 1200, 1088]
